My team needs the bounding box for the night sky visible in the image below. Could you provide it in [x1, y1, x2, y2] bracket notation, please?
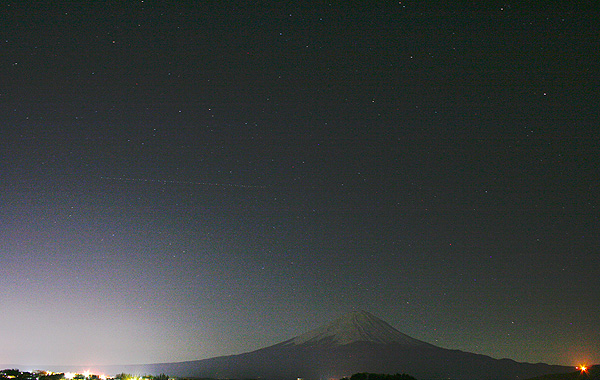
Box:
[2, 1, 599, 369]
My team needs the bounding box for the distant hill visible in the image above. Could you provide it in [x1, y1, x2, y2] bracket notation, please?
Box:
[527, 366, 600, 380]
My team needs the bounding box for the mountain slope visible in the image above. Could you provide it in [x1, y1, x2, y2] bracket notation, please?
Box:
[104, 311, 573, 380]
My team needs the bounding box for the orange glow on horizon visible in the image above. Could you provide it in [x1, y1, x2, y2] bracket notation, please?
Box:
[577, 365, 588, 373]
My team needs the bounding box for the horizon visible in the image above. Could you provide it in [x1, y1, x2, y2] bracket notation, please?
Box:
[1, 311, 594, 370]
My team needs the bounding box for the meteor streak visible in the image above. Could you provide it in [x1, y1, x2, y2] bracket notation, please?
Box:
[100, 176, 267, 188]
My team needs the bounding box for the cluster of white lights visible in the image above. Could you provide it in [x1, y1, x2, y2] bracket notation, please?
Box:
[62, 371, 108, 380]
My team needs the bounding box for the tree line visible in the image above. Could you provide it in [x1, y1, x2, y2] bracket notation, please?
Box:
[342, 373, 417, 380]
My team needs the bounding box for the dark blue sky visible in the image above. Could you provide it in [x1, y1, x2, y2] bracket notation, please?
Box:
[1, 1, 599, 369]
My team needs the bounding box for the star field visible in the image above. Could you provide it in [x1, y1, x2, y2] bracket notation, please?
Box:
[1, 1, 599, 369]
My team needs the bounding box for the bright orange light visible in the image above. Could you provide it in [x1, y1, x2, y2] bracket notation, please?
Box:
[577, 365, 587, 373]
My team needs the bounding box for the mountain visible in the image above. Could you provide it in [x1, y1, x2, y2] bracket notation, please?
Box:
[102, 311, 573, 380]
[279, 311, 433, 348]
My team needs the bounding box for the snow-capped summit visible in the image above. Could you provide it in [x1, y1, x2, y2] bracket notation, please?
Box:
[282, 310, 432, 347]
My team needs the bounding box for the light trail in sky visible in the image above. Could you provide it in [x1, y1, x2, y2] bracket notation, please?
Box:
[100, 176, 267, 188]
